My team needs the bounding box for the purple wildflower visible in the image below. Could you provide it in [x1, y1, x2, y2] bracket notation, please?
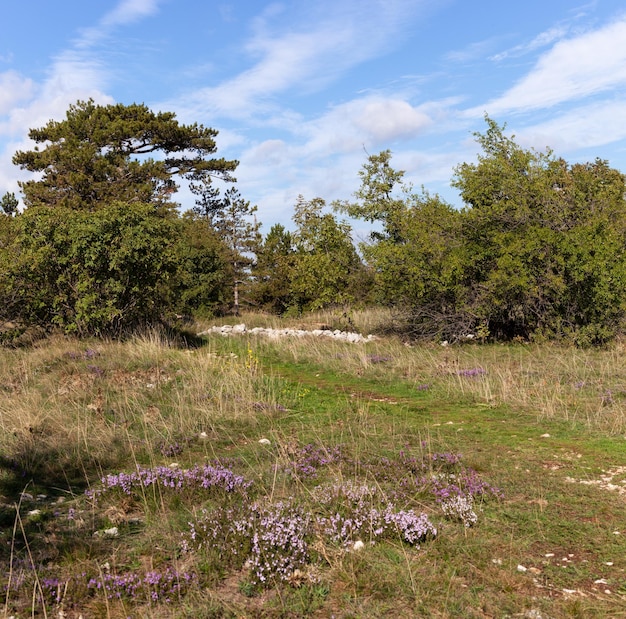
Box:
[457, 368, 487, 377]
[87, 464, 251, 501]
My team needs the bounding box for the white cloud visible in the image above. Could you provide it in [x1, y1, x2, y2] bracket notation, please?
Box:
[446, 38, 503, 64]
[468, 16, 626, 116]
[298, 96, 432, 159]
[489, 25, 570, 62]
[353, 98, 432, 142]
[102, 0, 161, 27]
[77, 0, 161, 47]
[518, 100, 626, 152]
[0, 71, 35, 116]
[171, 0, 428, 120]
[0, 0, 161, 192]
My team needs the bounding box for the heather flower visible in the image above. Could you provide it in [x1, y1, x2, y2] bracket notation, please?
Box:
[457, 367, 487, 377]
[158, 439, 187, 457]
[290, 443, 344, 478]
[431, 467, 502, 502]
[367, 354, 393, 364]
[313, 481, 436, 548]
[183, 500, 311, 587]
[87, 464, 251, 502]
[431, 452, 463, 466]
[248, 501, 311, 586]
[441, 494, 478, 527]
[88, 566, 196, 603]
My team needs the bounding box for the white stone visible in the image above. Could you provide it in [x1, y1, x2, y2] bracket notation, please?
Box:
[353, 540, 365, 551]
[198, 324, 374, 344]
[258, 438, 271, 446]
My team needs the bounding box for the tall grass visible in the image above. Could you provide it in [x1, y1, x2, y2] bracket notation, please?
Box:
[248, 320, 626, 434]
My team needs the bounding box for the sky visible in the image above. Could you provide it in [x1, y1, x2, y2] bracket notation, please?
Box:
[2, 0, 626, 233]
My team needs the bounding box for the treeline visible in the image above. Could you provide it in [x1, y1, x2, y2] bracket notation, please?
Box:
[1, 101, 625, 345]
[252, 118, 626, 346]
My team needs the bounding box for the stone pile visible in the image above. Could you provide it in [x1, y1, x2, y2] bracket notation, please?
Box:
[199, 323, 376, 343]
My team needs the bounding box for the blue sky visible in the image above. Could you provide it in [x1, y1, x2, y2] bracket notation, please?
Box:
[2, 0, 626, 232]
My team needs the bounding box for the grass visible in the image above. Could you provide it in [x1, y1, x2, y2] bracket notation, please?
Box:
[0, 313, 625, 617]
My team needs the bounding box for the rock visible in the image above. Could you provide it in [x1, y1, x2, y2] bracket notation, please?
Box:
[198, 324, 374, 344]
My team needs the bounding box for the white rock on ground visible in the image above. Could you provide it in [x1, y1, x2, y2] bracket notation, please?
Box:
[199, 324, 376, 343]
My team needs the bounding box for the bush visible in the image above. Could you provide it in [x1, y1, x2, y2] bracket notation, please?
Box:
[3, 203, 181, 336]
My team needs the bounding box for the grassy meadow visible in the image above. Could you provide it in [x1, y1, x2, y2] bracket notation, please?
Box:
[1, 310, 626, 618]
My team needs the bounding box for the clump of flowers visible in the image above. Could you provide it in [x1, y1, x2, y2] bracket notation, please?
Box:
[182, 504, 253, 561]
[457, 367, 487, 377]
[290, 443, 344, 478]
[87, 364, 105, 376]
[158, 437, 192, 457]
[183, 480, 436, 589]
[66, 348, 100, 360]
[431, 467, 502, 502]
[441, 495, 478, 527]
[248, 501, 311, 586]
[313, 481, 436, 548]
[367, 354, 393, 364]
[431, 452, 463, 467]
[88, 567, 196, 603]
[383, 509, 438, 545]
[183, 500, 311, 587]
[87, 464, 251, 502]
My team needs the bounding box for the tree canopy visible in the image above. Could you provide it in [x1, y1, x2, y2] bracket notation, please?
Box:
[340, 118, 626, 344]
[13, 99, 238, 211]
[0, 100, 239, 338]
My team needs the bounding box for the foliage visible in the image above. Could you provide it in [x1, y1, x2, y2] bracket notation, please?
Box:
[0, 191, 18, 215]
[2, 203, 182, 335]
[250, 198, 370, 314]
[1, 100, 238, 336]
[174, 212, 230, 316]
[343, 120, 626, 343]
[13, 99, 238, 212]
[192, 182, 261, 315]
[337, 151, 465, 339]
[289, 196, 368, 312]
[252, 223, 295, 313]
[452, 117, 626, 343]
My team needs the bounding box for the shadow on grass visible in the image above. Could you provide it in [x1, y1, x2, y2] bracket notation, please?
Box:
[0, 440, 119, 565]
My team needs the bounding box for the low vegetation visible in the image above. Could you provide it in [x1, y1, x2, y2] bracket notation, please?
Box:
[1, 312, 625, 617]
